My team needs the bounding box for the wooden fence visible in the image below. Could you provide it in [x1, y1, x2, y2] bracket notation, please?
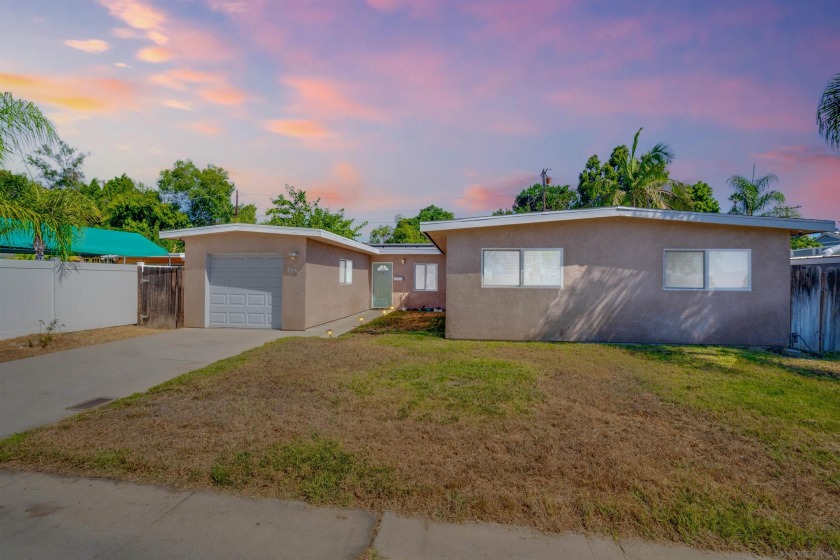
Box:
[791, 263, 839, 353]
[137, 266, 183, 329]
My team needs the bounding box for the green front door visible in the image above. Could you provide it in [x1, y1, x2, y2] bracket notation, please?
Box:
[372, 262, 393, 308]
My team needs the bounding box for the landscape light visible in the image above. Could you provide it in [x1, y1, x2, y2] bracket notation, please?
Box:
[326, 329, 333, 338]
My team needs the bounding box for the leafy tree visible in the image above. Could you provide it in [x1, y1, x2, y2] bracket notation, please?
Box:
[368, 224, 394, 243]
[727, 172, 787, 216]
[0, 171, 100, 260]
[817, 73, 840, 150]
[687, 181, 720, 213]
[97, 174, 189, 251]
[495, 184, 577, 215]
[264, 185, 366, 240]
[232, 203, 257, 224]
[157, 160, 235, 227]
[26, 140, 88, 190]
[0, 92, 57, 167]
[576, 149, 624, 208]
[368, 205, 453, 243]
[791, 235, 822, 249]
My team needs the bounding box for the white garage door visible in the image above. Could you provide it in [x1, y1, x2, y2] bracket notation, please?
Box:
[207, 255, 282, 329]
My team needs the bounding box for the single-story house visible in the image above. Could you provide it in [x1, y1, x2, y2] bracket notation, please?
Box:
[159, 224, 446, 330]
[420, 207, 834, 345]
[160, 207, 835, 345]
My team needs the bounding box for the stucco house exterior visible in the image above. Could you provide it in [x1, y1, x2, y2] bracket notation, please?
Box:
[420, 207, 835, 345]
[159, 224, 445, 330]
[160, 208, 834, 345]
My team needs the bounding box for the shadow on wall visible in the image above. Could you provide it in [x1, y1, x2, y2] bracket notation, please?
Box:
[528, 265, 721, 343]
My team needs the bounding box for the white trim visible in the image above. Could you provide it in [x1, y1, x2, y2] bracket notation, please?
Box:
[339, 258, 353, 285]
[373, 245, 441, 255]
[413, 263, 439, 291]
[160, 223, 379, 255]
[420, 206, 835, 234]
[663, 248, 752, 292]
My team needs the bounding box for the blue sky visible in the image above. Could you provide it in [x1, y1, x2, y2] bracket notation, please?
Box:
[1, 0, 838, 234]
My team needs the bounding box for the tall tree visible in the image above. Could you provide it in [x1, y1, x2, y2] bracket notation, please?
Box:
[264, 185, 366, 240]
[687, 181, 720, 213]
[0, 92, 57, 167]
[817, 72, 840, 150]
[26, 140, 88, 190]
[368, 205, 453, 243]
[576, 149, 624, 208]
[157, 160, 236, 227]
[232, 203, 257, 224]
[727, 172, 787, 216]
[494, 184, 577, 215]
[368, 224, 393, 243]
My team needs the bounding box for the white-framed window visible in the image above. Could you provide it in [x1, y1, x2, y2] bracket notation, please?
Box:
[414, 263, 438, 291]
[339, 259, 353, 285]
[663, 249, 751, 291]
[482, 249, 563, 288]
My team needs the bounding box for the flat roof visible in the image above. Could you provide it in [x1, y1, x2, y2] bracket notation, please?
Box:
[369, 243, 441, 255]
[160, 223, 380, 255]
[1, 222, 168, 257]
[420, 206, 836, 234]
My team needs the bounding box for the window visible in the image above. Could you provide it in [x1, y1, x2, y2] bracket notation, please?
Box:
[414, 263, 438, 291]
[339, 259, 352, 285]
[482, 249, 563, 288]
[664, 249, 750, 291]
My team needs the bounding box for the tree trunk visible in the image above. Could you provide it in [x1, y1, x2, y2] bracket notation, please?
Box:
[33, 233, 45, 261]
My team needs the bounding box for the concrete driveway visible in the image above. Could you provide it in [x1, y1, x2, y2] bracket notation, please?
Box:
[0, 310, 381, 439]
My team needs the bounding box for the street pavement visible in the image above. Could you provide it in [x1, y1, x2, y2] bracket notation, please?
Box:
[0, 471, 768, 560]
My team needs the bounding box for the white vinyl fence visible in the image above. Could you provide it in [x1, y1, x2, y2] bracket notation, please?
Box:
[0, 260, 138, 340]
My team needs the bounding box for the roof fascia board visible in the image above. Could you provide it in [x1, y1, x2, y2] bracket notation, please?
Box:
[419, 206, 835, 234]
[159, 224, 379, 254]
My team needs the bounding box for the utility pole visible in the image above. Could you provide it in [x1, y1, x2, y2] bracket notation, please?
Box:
[234, 189, 239, 219]
[540, 168, 551, 212]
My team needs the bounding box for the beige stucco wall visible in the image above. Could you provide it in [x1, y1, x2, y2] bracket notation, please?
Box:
[443, 217, 791, 344]
[371, 254, 447, 309]
[182, 232, 308, 330]
[304, 239, 371, 328]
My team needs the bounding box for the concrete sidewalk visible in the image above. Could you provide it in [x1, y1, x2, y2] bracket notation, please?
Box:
[0, 310, 381, 438]
[0, 471, 767, 560]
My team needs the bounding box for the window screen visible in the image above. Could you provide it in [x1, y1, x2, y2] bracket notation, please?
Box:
[708, 250, 750, 289]
[339, 259, 353, 284]
[664, 250, 704, 289]
[414, 263, 438, 291]
[482, 250, 520, 286]
[523, 250, 563, 286]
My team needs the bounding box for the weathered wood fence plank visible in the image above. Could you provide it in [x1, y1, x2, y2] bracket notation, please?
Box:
[137, 266, 183, 329]
[791, 264, 840, 353]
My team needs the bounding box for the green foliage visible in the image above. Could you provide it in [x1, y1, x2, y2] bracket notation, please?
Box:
[353, 310, 446, 337]
[817, 73, 840, 150]
[687, 181, 720, 213]
[34, 319, 64, 348]
[368, 205, 452, 243]
[94, 174, 189, 252]
[495, 184, 577, 215]
[265, 185, 366, 239]
[157, 159, 236, 227]
[26, 140, 88, 190]
[576, 148, 625, 208]
[791, 235, 822, 249]
[727, 172, 787, 216]
[232, 203, 257, 224]
[0, 92, 57, 167]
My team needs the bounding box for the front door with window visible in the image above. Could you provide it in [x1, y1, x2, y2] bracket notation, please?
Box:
[372, 262, 393, 308]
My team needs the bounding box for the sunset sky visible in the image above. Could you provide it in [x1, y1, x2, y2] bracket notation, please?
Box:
[1, 0, 838, 234]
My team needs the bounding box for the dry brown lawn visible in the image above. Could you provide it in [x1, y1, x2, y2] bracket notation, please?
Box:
[1, 313, 837, 557]
[0, 325, 162, 363]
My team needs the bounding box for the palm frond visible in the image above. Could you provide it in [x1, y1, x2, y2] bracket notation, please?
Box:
[817, 73, 840, 149]
[0, 92, 58, 165]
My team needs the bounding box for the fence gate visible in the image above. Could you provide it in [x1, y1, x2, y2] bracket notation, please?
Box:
[791, 264, 840, 353]
[137, 266, 183, 329]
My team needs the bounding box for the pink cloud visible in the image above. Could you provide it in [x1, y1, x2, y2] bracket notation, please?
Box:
[265, 119, 331, 138]
[100, 0, 166, 31]
[136, 46, 171, 63]
[184, 121, 222, 135]
[455, 171, 536, 211]
[307, 161, 395, 212]
[198, 85, 248, 106]
[283, 77, 387, 122]
[151, 68, 221, 90]
[65, 39, 110, 53]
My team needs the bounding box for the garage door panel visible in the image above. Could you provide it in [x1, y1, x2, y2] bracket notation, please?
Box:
[208, 255, 282, 329]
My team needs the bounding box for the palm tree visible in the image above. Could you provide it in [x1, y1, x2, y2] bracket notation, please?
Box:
[608, 128, 693, 210]
[727, 170, 786, 216]
[817, 73, 840, 150]
[0, 92, 57, 166]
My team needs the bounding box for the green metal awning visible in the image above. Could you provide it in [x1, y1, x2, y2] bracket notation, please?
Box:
[0, 222, 168, 257]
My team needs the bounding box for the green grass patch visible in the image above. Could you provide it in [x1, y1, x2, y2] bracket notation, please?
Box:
[351, 357, 542, 421]
[211, 436, 398, 505]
